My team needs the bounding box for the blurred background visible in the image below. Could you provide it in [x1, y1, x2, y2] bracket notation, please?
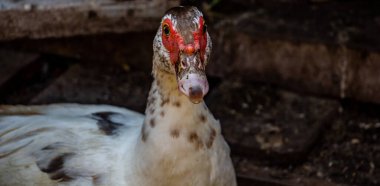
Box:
[0, 0, 379, 185]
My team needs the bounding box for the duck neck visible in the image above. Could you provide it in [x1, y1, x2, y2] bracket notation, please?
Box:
[132, 67, 220, 184]
[138, 66, 220, 149]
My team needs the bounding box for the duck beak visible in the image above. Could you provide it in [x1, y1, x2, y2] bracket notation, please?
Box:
[175, 53, 209, 104]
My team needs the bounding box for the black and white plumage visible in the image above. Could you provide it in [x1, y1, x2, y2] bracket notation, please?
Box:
[0, 6, 237, 186]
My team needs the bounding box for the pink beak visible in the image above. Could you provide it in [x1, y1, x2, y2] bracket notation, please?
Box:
[175, 50, 208, 104]
[178, 73, 209, 104]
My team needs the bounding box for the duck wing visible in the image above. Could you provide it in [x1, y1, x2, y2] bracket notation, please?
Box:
[0, 104, 144, 186]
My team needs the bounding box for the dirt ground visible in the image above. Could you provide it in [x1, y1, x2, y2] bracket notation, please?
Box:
[206, 78, 380, 186]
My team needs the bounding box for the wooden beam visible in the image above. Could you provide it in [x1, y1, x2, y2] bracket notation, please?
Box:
[31, 63, 152, 113]
[0, 0, 179, 40]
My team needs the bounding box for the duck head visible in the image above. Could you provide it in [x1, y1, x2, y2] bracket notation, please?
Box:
[153, 6, 211, 104]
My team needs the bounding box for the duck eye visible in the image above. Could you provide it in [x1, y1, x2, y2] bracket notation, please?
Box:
[163, 24, 170, 36]
[202, 24, 207, 34]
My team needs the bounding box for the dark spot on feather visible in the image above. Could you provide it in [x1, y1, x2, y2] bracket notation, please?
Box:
[50, 170, 73, 182]
[160, 98, 170, 107]
[173, 101, 181, 107]
[158, 89, 166, 102]
[188, 132, 198, 143]
[92, 112, 124, 136]
[170, 129, 180, 138]
[188, 132, 203, 150]
[39, 153, 74, 182]
[160, 111, 165, 117]
[141, 123, 148, 142]
[150, 118, 156, 128]
[147, 97, 156, 107]
[92, 175, 101, 184]
[199, 114, 206, 123]
[40, 154, 66, 173]
[206, 128, 217, 148]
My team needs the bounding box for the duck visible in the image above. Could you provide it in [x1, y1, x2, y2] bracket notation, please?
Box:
[0, 6, 237, 186]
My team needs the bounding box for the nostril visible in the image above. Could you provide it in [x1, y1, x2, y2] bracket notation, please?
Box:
[181, 60, 188, 68]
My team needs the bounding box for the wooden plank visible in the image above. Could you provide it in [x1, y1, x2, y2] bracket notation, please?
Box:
[205, 0, 380, 104]
[0, 32, 155, 72]
[211, 1, 380, 52]
[0, 0, 179, 40]
[0, 54, 73, 104]
[209, 9, 380, 104]
[31, 63, 152, 113]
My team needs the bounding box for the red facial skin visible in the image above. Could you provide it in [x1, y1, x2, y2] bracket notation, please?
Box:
[196, 17, 208, 62]
[161, 17, 208, 64]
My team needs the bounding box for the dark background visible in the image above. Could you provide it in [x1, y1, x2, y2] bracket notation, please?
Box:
[0, 0, 379, 185]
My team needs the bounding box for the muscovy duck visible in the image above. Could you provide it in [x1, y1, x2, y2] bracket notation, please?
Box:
[0, 6, 237, 186]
